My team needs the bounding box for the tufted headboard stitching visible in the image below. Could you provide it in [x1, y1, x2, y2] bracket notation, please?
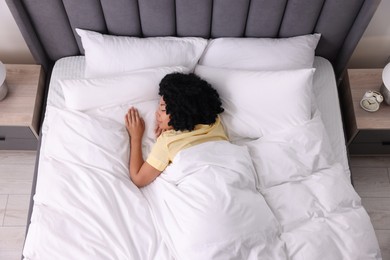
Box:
[6, 0, 381, 85]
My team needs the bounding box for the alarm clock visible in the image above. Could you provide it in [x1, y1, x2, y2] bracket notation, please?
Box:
[360, 90, 383, 112]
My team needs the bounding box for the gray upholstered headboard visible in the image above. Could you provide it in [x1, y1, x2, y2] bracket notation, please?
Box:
[6, 0, 380, 85]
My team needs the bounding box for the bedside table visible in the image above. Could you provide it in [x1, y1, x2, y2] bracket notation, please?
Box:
[0, 64, 45, 150]
[341, 69, 390, 155]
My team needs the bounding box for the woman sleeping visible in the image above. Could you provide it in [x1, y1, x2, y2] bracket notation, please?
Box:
[124, 73, 284, 259]
[124, 72, 227, 187]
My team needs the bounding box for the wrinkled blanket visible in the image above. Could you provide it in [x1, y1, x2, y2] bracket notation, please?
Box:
[23, 107, 381, 260]
[143, 140, 285, 259]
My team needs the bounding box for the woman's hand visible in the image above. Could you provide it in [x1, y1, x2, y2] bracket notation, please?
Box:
[125, 107, 145, 142]
[125, 107, 161, 188]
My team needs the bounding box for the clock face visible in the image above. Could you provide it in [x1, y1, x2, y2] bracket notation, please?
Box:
[360, 97, 380, 112]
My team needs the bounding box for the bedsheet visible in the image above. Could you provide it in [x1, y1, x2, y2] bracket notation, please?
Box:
[23, 103, 381, 259]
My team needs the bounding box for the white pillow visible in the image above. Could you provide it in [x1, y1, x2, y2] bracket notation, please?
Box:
[76, 28, 208, 77]
[195, 65, 315, 140]
[59, 66, 189, 111]
[199, 34, 320, 70]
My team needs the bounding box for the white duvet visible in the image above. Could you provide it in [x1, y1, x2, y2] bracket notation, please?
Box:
[23, 105, 381, 259]
[143, 140, 285, 259]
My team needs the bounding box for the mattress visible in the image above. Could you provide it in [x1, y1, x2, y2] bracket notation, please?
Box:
[45, 55, 350, 174]
[23, 56, 381, 260]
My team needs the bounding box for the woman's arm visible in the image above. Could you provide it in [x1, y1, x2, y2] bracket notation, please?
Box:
[125, 107, 162, 188]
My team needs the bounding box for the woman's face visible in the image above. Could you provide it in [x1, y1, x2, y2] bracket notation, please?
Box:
[156, 97, 172, 131]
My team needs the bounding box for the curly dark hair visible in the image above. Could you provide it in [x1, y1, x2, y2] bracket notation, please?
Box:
[159, 72, 224, 131]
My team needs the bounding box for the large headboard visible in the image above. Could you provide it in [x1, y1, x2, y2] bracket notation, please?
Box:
[6, 0, 380, 84]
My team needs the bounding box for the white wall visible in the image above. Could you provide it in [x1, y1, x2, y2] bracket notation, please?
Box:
[348, 0, 390, 68]
[0, 0, 34, 64]
[0, 0, 389, 67]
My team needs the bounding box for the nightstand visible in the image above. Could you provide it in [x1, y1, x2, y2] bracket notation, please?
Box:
[340, 69, 390, 155]
[0, 64, 45, 150]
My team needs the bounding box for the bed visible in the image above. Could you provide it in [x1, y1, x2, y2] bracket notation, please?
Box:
[5, 0, 382, 259]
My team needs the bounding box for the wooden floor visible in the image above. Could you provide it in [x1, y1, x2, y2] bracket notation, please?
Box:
[0, 151, 36, 260]
[350, 155, 390, 260]
[0, 151, 389, 259]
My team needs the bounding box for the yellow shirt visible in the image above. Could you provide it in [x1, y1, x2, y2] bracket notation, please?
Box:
[146, 117, 228, 171]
